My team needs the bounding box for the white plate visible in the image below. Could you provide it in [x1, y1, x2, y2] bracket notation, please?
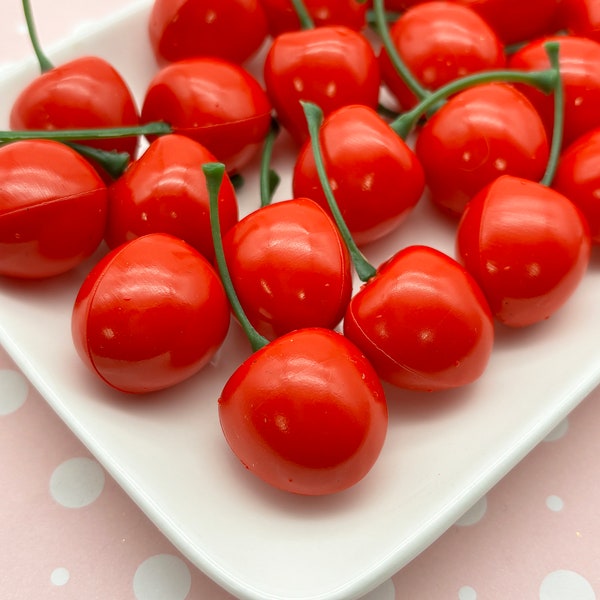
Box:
[2, 4, 600, 599]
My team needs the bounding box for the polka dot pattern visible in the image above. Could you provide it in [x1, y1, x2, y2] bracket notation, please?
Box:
[133, 555, 192, 600]
[50, 567, 70, 586]
[455, 495, 488, 527]
[50, 457, 105, 508]
[540, 570, 596, 600]
[546, 495, 565, 512]
[544, 418, 569, 442]
[458, 586, 477, 600]
[0, 368, 29, 415]
[1, 5, 600, 600]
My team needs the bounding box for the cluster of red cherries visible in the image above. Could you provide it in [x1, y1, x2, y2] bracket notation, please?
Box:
[1, 0, 600, 496]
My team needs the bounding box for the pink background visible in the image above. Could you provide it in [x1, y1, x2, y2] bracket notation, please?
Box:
[1, 2, 599, 599]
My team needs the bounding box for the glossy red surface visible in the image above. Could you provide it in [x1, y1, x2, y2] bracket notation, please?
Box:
[452, 0, 560, 45]
[141, 57, 272, 173]
[293, 104, 425, 245]
[415, 83, 549, 216]
[379, 1, 506, 110]
[456, 175, 592, 327]
[263, 26, 380, 145]
[260, 0, 367, 36]
[71, 233, 230, 394]
[222, 197, 352, 340]
[553, 127, 600, 243]
[0, 139, 107, 279]
[10, 56, 140, 157]
[148, 0, 269, 64]
[106, 134, 239, 260]
[562, 0, 600, 43]
[508, 35, 600, 150]
[218, 327, 388, 495]
[343, 245, 495, 391]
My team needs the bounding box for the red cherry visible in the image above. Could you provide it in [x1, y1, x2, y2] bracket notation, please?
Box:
[72, 233, 230, 393]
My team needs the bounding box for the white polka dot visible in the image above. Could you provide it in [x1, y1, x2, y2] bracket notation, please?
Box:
[133, 554, 191, 600]
[455, 496, 487, 527]
[360, 578, 396, 600]
[546, 495, 565, 512]
[459, 586, 478, 600]
[540, 570, 596, 600]
[544, 419, 569, 442]
[0, 369, 29, 415]
[50, 457, 105, 508]
[50, 567, 70, 586]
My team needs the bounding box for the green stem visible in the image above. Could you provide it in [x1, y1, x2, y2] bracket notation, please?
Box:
[540, 42, 564, 187]
[0, 122, 172, 142]
[290, 0, 314, 29]
[203, 162, 269, 353]
[259, 118, 281, 207]
[22, 0, 53, 72]
[366, 9, 402, 28]
[301, 101, 377, 283]
[389, 65, 558, 139]
[372, 0, 430, 103]
[66, 142, 131, 179]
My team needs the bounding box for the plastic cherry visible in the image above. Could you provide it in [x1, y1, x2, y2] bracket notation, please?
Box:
[204, 162, 388, 496]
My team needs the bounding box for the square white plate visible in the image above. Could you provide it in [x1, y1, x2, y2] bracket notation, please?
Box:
[2, 3, 600, 599]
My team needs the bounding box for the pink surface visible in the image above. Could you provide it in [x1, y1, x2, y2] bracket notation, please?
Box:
[0, 2, 599, 599]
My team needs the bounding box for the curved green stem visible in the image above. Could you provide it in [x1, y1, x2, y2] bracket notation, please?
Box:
[67, 142, 130, 179]
[389, 65, 558, 139]
[290, 0, 314, 29]
[22, 0, 53, 72]
[372, 0, 430, 103]
[259, 118, 281, 207]
[301, 101, 377, 283]
[0, 122, 172, 143]
[540, 42, 564, 187]
[204, 162, 269, 353]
